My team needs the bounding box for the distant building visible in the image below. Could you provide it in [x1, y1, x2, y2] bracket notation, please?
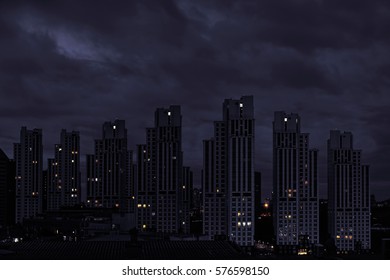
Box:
[254, 171, 262, 219]
[203, 96, 255, 247]
[86, 120, 134, 214]
[14, 127, 43, 224]
[327, 130, 370, 252]
[273, 112, 319, 254]
[254, 171, 262, 238]
[42, 170, 48, 212]
[0, 149, 15, 227]
[180, 166, 193, 234]
[47, 130, 81, 210]
[137, 106, 189, 234]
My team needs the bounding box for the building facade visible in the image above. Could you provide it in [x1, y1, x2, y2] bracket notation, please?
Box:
[273, 112, 319, 253]
[14, 127, 43, 224]
[47, 130, 81, 211]
[0, 149, 15, 227]
[327, 130, 370, 252]
[137, 106, 190, 234]
[203, 96, 255, 247]
[87, 120, 134, 214]
[180, 166, 193, 234]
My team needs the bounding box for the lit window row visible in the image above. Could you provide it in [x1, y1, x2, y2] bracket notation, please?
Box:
[336, 235, 353, 239]
[237, 221, 252, 227]
[137, 204, 151, 208]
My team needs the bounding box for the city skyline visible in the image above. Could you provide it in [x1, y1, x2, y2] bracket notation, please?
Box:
[1, 0, 390, 201]
[0, 108, 380, 200]
[0, 100, 380, 258]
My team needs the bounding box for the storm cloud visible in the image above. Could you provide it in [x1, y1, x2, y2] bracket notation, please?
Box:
[1, 0, 390, 198]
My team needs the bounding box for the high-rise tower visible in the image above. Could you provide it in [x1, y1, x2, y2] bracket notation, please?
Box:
[273, 112, 319, 254]
[137, 106, 188, 233]
[87, 120, 134, 213]
[14, 127, 43, 224]
[47, 130, 80, 210]
[327, 130, 370, 252]
[203, 96, 255, 247]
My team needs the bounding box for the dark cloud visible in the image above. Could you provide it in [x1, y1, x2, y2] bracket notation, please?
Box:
[270, 59, 334, 90]
[0, 0, 390, 198]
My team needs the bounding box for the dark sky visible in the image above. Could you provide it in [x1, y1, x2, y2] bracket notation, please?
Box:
[1, 0, 390, 199]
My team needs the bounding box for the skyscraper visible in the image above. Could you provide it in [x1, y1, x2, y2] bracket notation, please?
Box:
[203, 96, 255, 247]
[0, 149, 15, 227]
[137, 105, 184, 233]
[327, 130, 370, 253]
[273, 112, 319, 254]
[47, 130, 80, 211]
[14, 127, 43, 224]
[86, 120, 134, 213]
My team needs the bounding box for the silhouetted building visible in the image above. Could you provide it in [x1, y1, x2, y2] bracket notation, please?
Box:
[86, 120, 134, 214]
[137, 106, 185, 233]
[327, 130, 370, 253]
[47, 130, 81, 210]
[14, 127, 43, 224]
[273, 112, 319, 254]
[203, 96, 255, 247]
[192, 188, 202, 209]
[42, 170, 48, 212]
[0, 149, 15, 227]
[180, 166, 193, 234]
[254, 171, 262, 239]
[254, 172, 262, 219]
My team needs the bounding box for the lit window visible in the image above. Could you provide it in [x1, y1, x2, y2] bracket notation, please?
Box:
[142, 224, 146, 229]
